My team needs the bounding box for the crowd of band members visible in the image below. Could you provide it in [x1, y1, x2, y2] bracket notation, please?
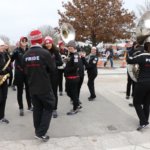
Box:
[126, 40, 150, 131]
[0, 30, 98, 141]
[1, 31, 150, 140]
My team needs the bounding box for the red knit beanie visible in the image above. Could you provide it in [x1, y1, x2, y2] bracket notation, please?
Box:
[44, 36, 53, 45]
[29, 30, 43, 45]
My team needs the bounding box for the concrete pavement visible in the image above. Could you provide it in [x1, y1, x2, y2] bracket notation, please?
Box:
[0, 67, 150, 150]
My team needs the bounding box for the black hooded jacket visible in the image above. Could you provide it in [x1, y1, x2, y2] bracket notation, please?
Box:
[23, 46, 55, 95]
[127, 46, 150, 83]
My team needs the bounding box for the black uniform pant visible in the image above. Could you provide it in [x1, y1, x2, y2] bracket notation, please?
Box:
[58, 69, 64, 92]
[16, 77, 31, 109]
[51, 71, 58, 110]
[0, 81, 8, 120]
[133, 82, 150, 125]
[66, 77, 79, 110]
[126, 72, 135, 97]
[77, 76, 84, 99]
[87, 73, 97, 98]
[31, 92, 54, 136]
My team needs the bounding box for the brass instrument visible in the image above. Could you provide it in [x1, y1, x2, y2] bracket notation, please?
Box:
[127, 11, 150, 82]
[0, 54, 11, 86]
[60, 23, 75, 44]
[59, 23, 76, 65]
[136, 11, 150, 44]
[0, 74, 10, 85]
[127, 64, 139, 82]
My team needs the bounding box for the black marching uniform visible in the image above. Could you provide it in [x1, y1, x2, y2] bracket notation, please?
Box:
[58, 48, 68, 95]
[23, 45, 56, 137]
[78, 56, 85, 101]
[44, 46, 63, 114]
[83, 54, 99, 100]
[11, 47, 32, 112]
[126, 47, 136, 99]
[65, 52, 80, 113]
[0, 51, 10, 123]
[126, 45, 144, 101]
[127, 46, 150, 129]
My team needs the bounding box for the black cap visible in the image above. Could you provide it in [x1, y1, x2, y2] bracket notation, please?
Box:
[67, 40, 76, 48]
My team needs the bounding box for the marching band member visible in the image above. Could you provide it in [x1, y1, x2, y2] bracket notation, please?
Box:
[23, 30, 55, 142]
[43, 36, 63, 118]
[11, 37, 32, 116]
[104, 45, 114, 68]
[65, 40, 81, 115]
[0, 39, 10, 124]
[127, 42, 150, 130]
[58, 41, 68, 96]
[78, 51, 86, 104]
[82, 47, 99, 101]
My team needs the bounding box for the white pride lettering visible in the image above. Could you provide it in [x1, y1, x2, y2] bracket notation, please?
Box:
[25, 56, 40, 61]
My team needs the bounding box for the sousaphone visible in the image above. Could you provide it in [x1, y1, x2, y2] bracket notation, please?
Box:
[127, 11, 150, 82]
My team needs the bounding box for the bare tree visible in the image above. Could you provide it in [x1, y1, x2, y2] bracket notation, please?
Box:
[38, 25, 60, 44]
[0, 35, 10, 45]
[58, 0, 135, 45]
[27, 25, 60, 45]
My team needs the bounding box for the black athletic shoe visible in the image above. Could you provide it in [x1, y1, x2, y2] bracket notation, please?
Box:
[67, 109, 78, 115]
[79, 101, 82, 105]
[12, 85, 16, 91]
[0, 118, 9, 124]
[78, 105, 82, 109]
[27, 107, 33, 111]
[19, 109, 24, 116]
[34, 135, 50, 142]
[88, 96, 96, 101]
[52, 110, 58, 118]
[59, 92, 63, 96]
[129, 103, 134, 107]
[137, 123, 149, 131]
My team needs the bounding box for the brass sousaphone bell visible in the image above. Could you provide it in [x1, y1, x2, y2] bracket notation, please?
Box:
[136, 11, 150, 44]
[57, 23, 76, 68]
[127, 11, 150, 82]
[60, 23, 75, 44]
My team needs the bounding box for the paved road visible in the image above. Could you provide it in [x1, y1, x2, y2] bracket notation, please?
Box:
[0, 68, 150, 149]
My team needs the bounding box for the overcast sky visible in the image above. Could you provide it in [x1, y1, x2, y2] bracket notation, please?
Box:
[0, 0, 143, 43]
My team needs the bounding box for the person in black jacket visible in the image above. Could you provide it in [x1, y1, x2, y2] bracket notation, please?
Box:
[43, 36, 63, 118]
[104, 45, 114, 68]
[126, 42, 136, 103]
[65, 40, 81, 115]
[78, 51, 86, 104]
[58, 41, 68, 96]
[126, 42, 144, 105]
[127, 42, 150, 131]
[83, 47, 99, 101]
[0, 40, 10, 124]
[11, 37, 32, 116]
[23, 30, 55, 142]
